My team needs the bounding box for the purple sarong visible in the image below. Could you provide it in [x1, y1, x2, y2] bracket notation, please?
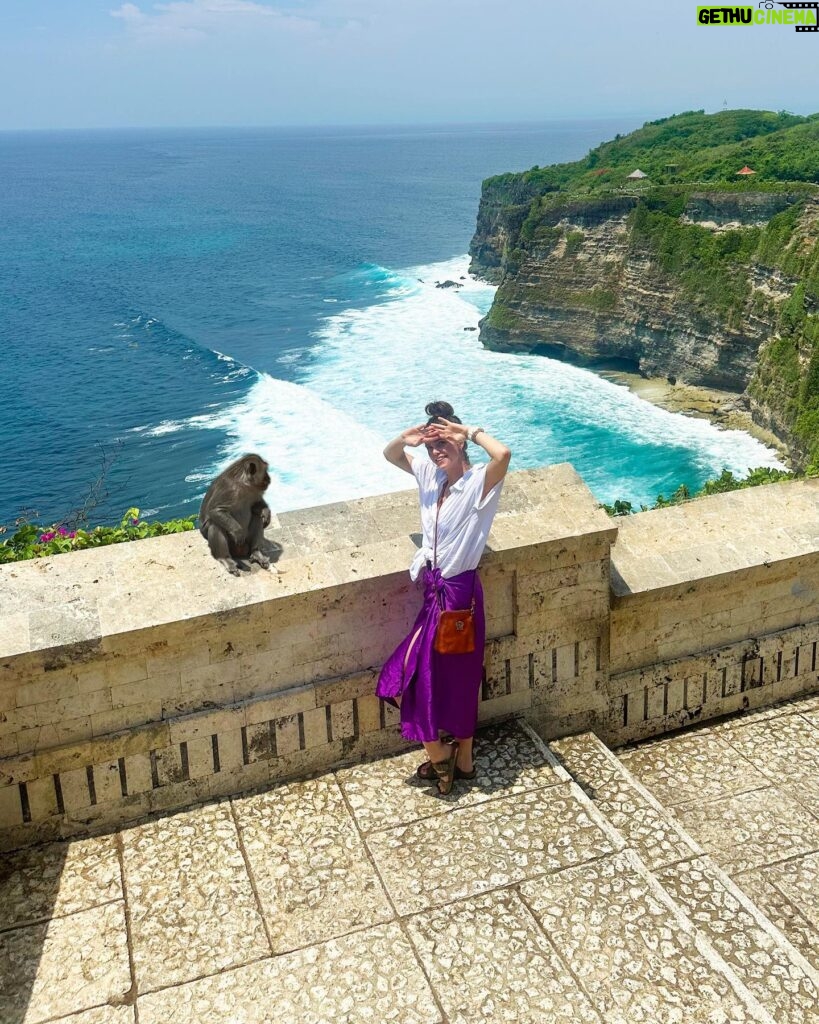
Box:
[376, 565, 485, 743]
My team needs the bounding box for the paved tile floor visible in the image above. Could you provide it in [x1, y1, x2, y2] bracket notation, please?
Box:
[619, 691, 819, 976]
[0, 723, 621, 1024]
[2, 698, 819, 1024]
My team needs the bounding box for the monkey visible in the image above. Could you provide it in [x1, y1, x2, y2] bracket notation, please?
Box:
[199, 453, 275, 576]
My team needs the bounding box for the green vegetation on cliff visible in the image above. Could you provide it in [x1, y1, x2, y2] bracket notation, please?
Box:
[483, 109, 819, 203]
[473, 109, 819, 471]
[602, 466, 796, 517]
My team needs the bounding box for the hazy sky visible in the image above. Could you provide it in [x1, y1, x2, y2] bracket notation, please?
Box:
[2, 0, 818, 130]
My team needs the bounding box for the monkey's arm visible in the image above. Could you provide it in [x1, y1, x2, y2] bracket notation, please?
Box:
[250, 499, 271, 528]
[203, 506, 246, 543]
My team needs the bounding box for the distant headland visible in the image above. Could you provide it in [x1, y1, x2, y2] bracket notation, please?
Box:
[469, 109, 819, 471]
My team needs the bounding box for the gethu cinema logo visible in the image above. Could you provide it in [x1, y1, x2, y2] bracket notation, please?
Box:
[697, 2, 819, 30]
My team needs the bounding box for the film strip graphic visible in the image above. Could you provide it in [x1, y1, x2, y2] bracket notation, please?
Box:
[777, 2, 819, 31]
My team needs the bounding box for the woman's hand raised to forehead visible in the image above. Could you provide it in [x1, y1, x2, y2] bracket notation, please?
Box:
[401, 424, 430, 448]
[424, 418, 469, 444]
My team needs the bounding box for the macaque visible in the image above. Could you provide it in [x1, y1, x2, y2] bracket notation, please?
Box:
[199, 453, 273, 576]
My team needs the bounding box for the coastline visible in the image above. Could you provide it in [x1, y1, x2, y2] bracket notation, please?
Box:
[597, 369, 792, 469]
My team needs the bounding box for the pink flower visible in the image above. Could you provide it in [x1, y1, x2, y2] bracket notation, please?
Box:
[39, 532, 56, 543]
[131, 518, 139, 525]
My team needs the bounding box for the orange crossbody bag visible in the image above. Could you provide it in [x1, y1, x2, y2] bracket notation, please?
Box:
[432, 482, 476, 655]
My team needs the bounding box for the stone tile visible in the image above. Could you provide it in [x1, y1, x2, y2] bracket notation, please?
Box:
[720, 712, 819, 791]
[764, 851, 819, 934]
[551, 732, 625, 792]
[406, 888, 602, 1024]
[736, 868, 819, 973]
[711, 699, 810, 733]
[367, 782, 617, 916]
[121, 801, 269, 993]
[551, 733, 699, 870]
[617, 729, 771, 806]
[591, 779, 699, 871]
[138, 922, 441, 1024]
[784, 778, 819, 820]
[520, 852, 755, 1024]
[337, 722, 562, 835]
[674, 787, 819, 874]
[793, 693, 819, 713]
[657, 857, 819, 1023]
[0, 901, 130, 1024]
[0, 834, 122, 931]
[232, 775, 392, 953]
[60, 1007, 134, 1024]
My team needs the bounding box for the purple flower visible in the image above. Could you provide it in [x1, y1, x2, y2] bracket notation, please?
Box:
[58, 527, 69, 536]
[68, 531, 76, 539]
[39, 532, 56, 543]
[131, 518, 139, 525]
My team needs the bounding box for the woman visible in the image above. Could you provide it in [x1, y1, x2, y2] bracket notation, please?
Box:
[376, 401, 511, 794]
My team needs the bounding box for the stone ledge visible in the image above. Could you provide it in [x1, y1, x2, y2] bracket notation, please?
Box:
[5, 463, 819, 846]
[611, 478, 819, 597]
[0, 464, 614, 659]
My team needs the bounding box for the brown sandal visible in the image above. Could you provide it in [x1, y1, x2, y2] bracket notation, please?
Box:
[416, 760, 476, 783]
[431, 741, 459, 795]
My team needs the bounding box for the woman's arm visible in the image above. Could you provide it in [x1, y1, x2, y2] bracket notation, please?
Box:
[471, 429, 511, 498]
[425, 419, 511, 498]
[383, 424, 428, 474]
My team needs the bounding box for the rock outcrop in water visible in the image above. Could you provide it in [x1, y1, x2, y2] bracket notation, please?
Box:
[469, 110, 819, 469]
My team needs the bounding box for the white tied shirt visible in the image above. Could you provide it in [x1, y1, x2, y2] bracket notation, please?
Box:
[409, 458, 504, 581]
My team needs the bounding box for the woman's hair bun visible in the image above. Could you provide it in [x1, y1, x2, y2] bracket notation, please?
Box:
[425, 400, 458, 423]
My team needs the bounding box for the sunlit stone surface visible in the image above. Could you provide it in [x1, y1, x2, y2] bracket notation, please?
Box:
[1, 710, 818, 1023]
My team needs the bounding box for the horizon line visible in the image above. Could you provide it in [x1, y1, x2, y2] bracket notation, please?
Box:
[0, 111, 703, 135]
[1, 106, 812, 135]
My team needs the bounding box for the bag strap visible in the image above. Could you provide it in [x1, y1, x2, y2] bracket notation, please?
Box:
[432, 481, 445, 568]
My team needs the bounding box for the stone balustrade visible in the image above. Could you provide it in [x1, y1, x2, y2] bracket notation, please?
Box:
[1, 465, 818, 849]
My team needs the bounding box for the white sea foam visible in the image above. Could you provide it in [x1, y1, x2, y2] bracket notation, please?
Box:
[299, 254, 784, 507]
[276, 351, 304, 366]
[178, 254, 784, 513]
[145, 420, 187, 437]
[182, 374, 403, 511]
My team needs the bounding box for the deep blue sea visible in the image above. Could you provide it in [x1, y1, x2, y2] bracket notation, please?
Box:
[0, 122, 783, 527]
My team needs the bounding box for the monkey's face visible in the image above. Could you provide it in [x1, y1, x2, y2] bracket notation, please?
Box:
[246, 458, 271, 493]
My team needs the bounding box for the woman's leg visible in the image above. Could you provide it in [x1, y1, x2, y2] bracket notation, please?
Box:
[403, 625, 423, 677]
[420, 738, 458, 793]
[454, 736, 473, 773]
[422, 738, 454, 764]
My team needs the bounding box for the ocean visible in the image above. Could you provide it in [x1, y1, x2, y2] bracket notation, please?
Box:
[0, 121, 783, 528]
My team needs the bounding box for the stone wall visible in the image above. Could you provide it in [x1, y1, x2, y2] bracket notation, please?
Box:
[2, 466, 819, 850]
[608, 479, 819, 741]
[0, 466, 615, 850]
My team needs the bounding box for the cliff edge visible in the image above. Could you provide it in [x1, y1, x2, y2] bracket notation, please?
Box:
[471, 111, 819, 470]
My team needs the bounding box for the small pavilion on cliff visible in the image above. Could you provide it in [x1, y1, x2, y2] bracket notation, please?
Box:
[627, 169, 648, 179]
[736, 165, 756, 176]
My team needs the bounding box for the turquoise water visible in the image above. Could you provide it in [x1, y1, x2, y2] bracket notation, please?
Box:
[0, 122, 782, 526]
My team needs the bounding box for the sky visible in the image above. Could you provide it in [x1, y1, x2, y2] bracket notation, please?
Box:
[1, 0, 818, 130]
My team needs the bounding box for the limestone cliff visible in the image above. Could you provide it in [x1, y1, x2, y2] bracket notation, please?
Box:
[469, 111, 819, 468]
[476, 192, 805, 390]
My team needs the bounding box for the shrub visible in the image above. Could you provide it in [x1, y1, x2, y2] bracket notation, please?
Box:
[601, 465, 796, 516]
[0, 508, 197, 564]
